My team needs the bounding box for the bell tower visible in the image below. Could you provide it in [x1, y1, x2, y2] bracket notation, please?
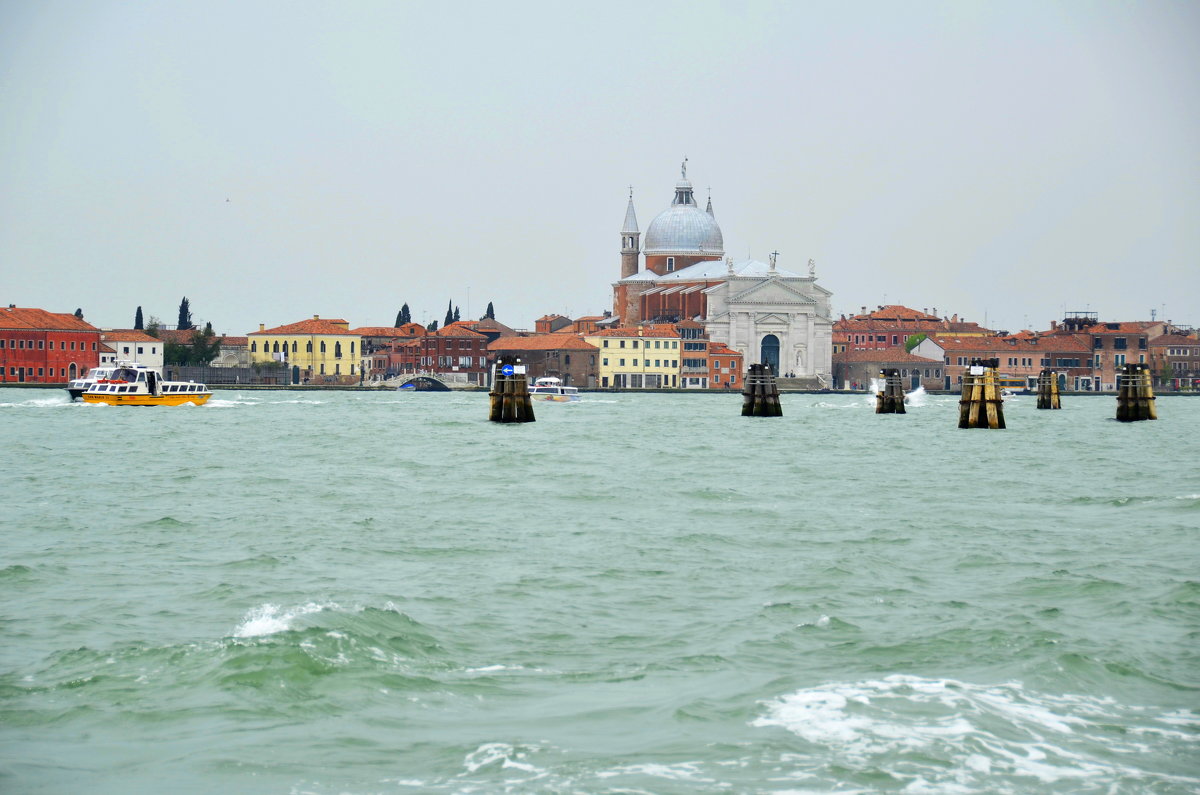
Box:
[620, 187, 640, 279]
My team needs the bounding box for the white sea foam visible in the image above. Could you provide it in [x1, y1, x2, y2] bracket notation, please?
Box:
[753, 675, 1200, 791]
[905, 385, 928, 407]
[462, 742, 546, 775]
[233, 602, 338, 637]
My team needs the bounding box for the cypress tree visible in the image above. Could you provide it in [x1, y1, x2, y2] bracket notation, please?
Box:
[444, 300, 454, 327]
[74, 308, 83, 319]
[401, 303, 411, 324]
[453, 306, 460, 322]
[177, 297, 193, 330]
[484, 301, 495, 320]
[134, 306, 144, 329]
[427, 319, 439, 332]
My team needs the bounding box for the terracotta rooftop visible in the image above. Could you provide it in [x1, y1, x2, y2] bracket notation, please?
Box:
[0, 307, 99, 332]
[250, 318, 358, 336]
[849, 305, 942, 322]
[101, 330, 160, 343]
[350, 325, 427, 337]
[488, 334, 599, 352]
[434, 323, 487, 338]
[588, 325, 681, 338]
[1150, 333, 1200, 346]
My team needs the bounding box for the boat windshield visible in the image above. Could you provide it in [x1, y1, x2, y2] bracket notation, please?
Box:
[110, 368, 143, 382]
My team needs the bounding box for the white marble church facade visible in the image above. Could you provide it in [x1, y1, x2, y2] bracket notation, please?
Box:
[701, 255, 833, 385]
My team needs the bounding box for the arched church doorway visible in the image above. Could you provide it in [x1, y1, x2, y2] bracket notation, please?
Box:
[69, 363, 78, 380]
[760, 334, 780, 375]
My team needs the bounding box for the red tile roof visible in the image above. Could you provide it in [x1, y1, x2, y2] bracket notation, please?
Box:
[0, 307, 99, 332]
[434, 323, 487, 338]
[589, 325, 681, 338]
[350, 325, 428, 337]
[250, 318, 359, 336]
[488, 334, 599, 352]
[101, 330, 160, 343]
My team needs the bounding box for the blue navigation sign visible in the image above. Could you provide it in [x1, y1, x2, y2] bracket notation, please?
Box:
[501, 365, 514, 376]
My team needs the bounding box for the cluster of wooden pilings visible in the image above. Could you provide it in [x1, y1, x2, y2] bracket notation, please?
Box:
[1116, 363, 1157, 422]
[1035, 369, 1062, 409]
[875, 368, 906, 414]
[958, 358, 1006, 429]
[488, 357, 535, 423]
[742, 363, 782, 416]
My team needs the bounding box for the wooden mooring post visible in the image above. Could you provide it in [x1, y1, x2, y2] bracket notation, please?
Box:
[958, 358, 1005, 429]
[742, 363, 782, 417]
[875, 368, 906, 414]
[1036, 369, 1061, 410]
[1116, 363, 1157, 422]
[488, 356, 535, 423]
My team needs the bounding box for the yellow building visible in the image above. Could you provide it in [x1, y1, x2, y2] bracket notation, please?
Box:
[584, 325, 681, 388]
[248, 315, 362, 383]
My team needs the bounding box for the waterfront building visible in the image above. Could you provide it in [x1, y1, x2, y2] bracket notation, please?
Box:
[486, 334, 600, 387]
[387, 322, 491, 384]
[615, 163, 833, 385]
[248, 315, 362, 383]
[913, 332, 1094, 391]
[1039, 313, 1165, 391]
[100, 330, 164, 371]
[352, 324, 426, 380]
[1148, 331, 1200, 390]
[833, 305, 992, 353]
[706, 341, 743, 389]
[0, 305, 100, 383]
[584, 325, 681, 388]
[832, 347, 944, 391]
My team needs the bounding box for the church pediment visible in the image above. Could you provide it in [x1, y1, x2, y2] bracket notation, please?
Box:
[755, 313, 791, 326]
[729, 278, 817, 306]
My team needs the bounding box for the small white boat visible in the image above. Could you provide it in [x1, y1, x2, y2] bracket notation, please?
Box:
[66, 361, 152, 400]
[80, 364, 212, 406]
[527, 376, 579, 402]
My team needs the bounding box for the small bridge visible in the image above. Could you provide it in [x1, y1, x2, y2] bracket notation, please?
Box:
[394, 374, 451, 391]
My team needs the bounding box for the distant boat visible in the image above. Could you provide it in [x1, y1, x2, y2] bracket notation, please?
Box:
[528, 376, 580, 402]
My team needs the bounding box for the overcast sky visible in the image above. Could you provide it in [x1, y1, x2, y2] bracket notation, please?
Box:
[2, 0, 1197, 334]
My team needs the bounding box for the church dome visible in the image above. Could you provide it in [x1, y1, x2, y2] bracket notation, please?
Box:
[643, 168, 724, 256]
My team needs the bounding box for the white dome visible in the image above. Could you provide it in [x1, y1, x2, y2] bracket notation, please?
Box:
[643, 174, 724, 256]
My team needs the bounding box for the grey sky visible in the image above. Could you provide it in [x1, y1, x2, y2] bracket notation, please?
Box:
[2, 0, 1197, 334]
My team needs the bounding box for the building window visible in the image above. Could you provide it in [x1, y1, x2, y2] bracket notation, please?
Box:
[564, 354, 571, 365]
[619, 340, 625, 348]
[1114, 337, 1127, 350]
[666, 256, 675, 271]
[619, 359, 625, 366]
[307, 341, 313, 353]
[38, 340, 44, 349]
[251, 342, 257, 352]
[335, 342, 343, 358]
[603, 340, 609, 348]
[603, 358, 608, 366]
[138, 347, 144, 354]
[632, 340, 638, 348]
[320, 341, 327, 353]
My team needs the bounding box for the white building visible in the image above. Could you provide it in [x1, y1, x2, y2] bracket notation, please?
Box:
[100, 330, 164, 371]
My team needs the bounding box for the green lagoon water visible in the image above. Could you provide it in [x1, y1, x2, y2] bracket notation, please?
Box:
[1, 387, 1198, 793]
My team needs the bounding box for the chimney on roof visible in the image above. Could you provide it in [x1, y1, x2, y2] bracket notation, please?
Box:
[313, 314, 320, 320]
[1050, 320, 1057, 330]
[259, 323, 265, 332]
[952, 313, 958, 323]
[861, 306, 867, 314]
[878, 305, 883, 311]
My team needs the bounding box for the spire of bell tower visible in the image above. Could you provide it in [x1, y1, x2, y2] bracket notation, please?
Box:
[620, 187, 641, 279]
[706, 190, 715, 217]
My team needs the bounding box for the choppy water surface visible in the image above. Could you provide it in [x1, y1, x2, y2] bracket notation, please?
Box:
[2, 388, 1198, 794]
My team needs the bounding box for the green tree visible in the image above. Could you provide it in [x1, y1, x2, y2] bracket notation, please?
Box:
[453, 305, 460, 322]
[134, 306, 144, 330]
[444, 300, 454, 327]
[400, 303, 411, 324]
[145, 316, 161, 338]
[395, 309, 404, 327]
[483, 301, 495, 320]
[905, 333, 927, 353]
[74, 308, 83, 319]
[426, 319, 439, 332]
[177, 297, 194, 330]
